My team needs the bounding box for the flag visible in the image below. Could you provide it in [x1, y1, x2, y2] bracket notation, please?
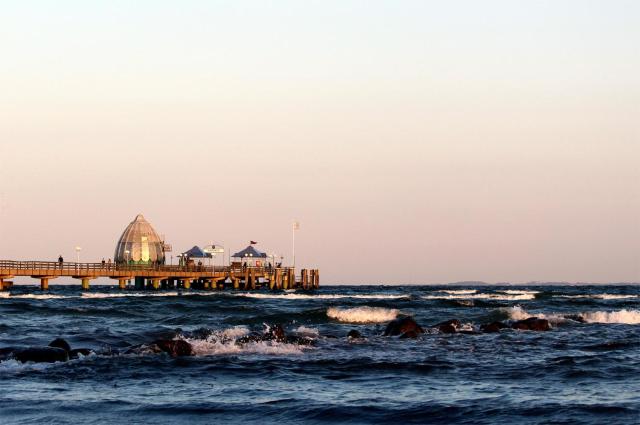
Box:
[250, 240, 257, 245]
[293, 221, 300, 230]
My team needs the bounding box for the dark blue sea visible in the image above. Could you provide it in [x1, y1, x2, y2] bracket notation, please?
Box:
[1, 284, 639, 424]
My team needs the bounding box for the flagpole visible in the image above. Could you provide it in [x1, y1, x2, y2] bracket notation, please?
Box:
[292, 222, 296, 270]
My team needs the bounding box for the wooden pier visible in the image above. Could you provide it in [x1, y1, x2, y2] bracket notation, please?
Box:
[0, 260, 319, 291]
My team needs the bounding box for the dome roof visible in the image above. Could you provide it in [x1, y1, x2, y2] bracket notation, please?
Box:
[114, 214, 165, 264]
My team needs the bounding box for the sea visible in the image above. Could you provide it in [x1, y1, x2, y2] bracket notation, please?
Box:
[0, 284, 639, 424]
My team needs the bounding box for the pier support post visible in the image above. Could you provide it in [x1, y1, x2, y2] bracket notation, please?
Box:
[40, 278, 50, 291]
[314, 270, 320, 288]
[183, 278, 192, 289]
[118, 279, 127, 290]
[151, 279, 160, 290]
[203, 280, 210, 290]
[81, 278, 90, 291]
[233, 277, 239, 290]
[249, 268, 256, 290]
[275, 269, 282, 290]
[302, 269, 308, 289]
[289, 269, 295, 289]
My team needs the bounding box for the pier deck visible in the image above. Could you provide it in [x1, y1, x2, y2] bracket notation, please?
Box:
[0, 260, 319, 291]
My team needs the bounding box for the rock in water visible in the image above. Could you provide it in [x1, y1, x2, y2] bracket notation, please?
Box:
[563, 314, 586, 323]
[383, 316, 424, 337]
[152, 340, 194, 357]
[263, 324, 286, 342]
[13, 347, 69, 363]
[434, 319, 461, 334]
[48, 338, 72, 352]
[347, 330, 363, 339]
[399, 330, 421, 339]
[480, 321, 508, 333]
[511, 317, 551, 331]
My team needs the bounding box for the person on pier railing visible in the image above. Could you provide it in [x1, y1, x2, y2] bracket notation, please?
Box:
[58, 255, 63, 268]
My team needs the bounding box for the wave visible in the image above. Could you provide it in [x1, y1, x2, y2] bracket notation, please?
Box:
[423, 293, 535, 301]
[556, 294, 638, 300]
[0, 292, 9, 298]
[10, 294, 68, 299]
[501, 290, 540, 295]
[441, 289, 477, 295]
[581, 310, 640, 324]
[293, 326, 320, 337]
[0, 359, 60, 373]
[182, 326, 310, 356]
[233, 293, 409, 300]
[504, 306, 640, 325]
[326, 306, 399, 323]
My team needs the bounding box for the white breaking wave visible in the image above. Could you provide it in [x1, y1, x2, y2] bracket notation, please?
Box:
[82, 292, 181, 298]
[234, 293, 409, 300]
[581, 310, 640, 324]
[182, 326, 310, 356]
[326, 306, 399, 323]
[556, 294, 638, 300]
[0, 359, 61, 373]
[501, 290, 540, 295]
[81, 292, 223, 299]
[441, 289, 477, 295]
[293, 326, 320, 337]
[0, 292, 10, 299]
[11, 294, 68, 299]
[504, 306, 640, 325]
[423, 293, 535, 301]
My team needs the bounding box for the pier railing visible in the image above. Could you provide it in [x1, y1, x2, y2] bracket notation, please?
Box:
[0, 260, 291, 275]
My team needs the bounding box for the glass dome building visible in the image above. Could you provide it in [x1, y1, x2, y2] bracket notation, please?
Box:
[114, 214, 166, 265]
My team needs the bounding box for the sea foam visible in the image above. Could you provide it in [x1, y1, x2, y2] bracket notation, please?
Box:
[504, 306, 640, 325]
[234, 293, 409, 300]
[423, 292, 536, 301]
[326, 306, 399, 323]
[182, 326, 310, 356]
[556, 294, 638, 300]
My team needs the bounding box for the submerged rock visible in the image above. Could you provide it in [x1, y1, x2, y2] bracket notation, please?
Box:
[383, 316, 424, 337]
[262, 324, 286, 342]
[152, 339, 194, 357]
[0, 338, 95, 363]
[563, 314, 586, 323]
[347, 330, 363, 339]
[434, 319, 461, 334]
[236, 324, 315, 346]
[48, 338, 72, 352]
[13, 347, 69, 363]
[480, 321, 508, 333]
[511, 317, 550, 331]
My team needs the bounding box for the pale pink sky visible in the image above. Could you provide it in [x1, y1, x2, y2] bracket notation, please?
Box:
[0, 1, 638, 284]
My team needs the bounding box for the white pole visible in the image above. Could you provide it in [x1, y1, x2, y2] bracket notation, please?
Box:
[292, 222, 295, 269]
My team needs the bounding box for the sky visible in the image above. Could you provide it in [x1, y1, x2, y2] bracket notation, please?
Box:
[0, 1, 638, 284]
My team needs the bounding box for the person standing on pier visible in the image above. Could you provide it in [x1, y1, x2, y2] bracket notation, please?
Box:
[58, 255, 63, 268]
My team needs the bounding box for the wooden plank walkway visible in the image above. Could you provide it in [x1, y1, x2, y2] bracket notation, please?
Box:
[0, 260, 319, 291]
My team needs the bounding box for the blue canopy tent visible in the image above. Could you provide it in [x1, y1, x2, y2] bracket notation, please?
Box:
[232, 245, 267, 266]
[182, 246, 212, 258]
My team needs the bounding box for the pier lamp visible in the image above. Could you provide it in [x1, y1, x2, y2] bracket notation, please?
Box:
[75, 246, 82, 263]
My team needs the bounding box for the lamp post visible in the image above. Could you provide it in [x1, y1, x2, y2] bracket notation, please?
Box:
[75, 246, 82, 263]
[292, 221, 300, 269]
[124, 250, 130, 265]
